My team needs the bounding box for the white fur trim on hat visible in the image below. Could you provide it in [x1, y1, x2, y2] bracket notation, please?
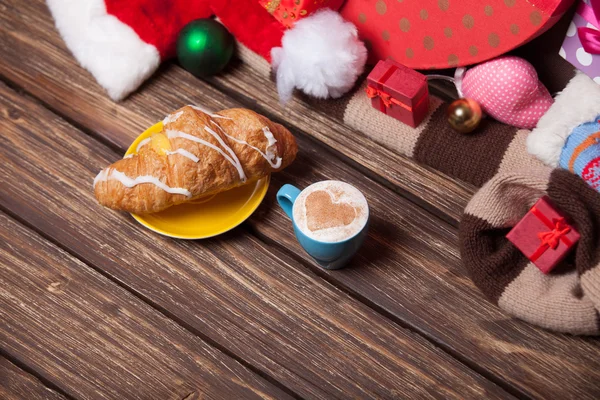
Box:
[46, 0, 160, 101]
[271, 9, 367, 104]
[527, 72, 600, 167]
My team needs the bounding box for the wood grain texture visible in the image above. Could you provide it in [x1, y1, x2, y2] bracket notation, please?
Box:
[0, 357, 67, 400]
[0, 213, 290, 400]
[0, 0, 472, 224]
[251, 132, 600, 400]
[1, 3, 599, 398]
[0, 84, 509, 399]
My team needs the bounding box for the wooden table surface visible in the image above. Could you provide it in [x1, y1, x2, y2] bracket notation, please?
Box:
[1, 1, 600, 399]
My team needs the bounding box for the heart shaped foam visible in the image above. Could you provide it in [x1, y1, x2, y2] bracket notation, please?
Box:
[305, 190, 356, 232]
[460, 56, 554, 129]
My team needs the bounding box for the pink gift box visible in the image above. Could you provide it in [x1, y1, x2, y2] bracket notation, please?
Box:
[560, 0, 600, 82]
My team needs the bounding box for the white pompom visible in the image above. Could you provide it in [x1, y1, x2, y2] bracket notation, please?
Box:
[271, 9, 368, 103]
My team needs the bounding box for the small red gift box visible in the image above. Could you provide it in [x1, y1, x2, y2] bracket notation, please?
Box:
[366, 60, 429, 128]
[506, 196, 580, 274]
[259, 0, 345, 28]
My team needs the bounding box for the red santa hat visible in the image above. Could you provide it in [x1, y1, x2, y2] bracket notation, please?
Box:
[46, 0, 367, 102]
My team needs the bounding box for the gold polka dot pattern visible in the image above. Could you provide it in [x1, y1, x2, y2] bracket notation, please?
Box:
[484, 5, 493, 16]
[448, 54, 459, 66]
[438, 0, 449, 11]
[510, 23, 520, 35]
[423, 36, 434, 50]
[530, 10, 542, 26]
[488, 32, 500, 47]
[462, 15, 474, 29]
[376, 0, 387, 15]
[399, 18, 410, 32]
[420, 9, 429, 20]
[444, 27, 453, 38]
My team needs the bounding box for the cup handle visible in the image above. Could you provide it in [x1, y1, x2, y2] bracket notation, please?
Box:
[276, 184, 301, 219]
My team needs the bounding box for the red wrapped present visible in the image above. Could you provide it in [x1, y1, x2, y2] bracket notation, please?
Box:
[366, 59, 429, 128]
[506, 196, 580, 274]
[259, 0, 345, 28]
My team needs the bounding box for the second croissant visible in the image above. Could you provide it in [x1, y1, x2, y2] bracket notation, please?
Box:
[93, 106, 298, 214]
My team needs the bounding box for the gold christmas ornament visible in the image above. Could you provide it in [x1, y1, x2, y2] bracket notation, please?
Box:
[447, 98, 482, 133]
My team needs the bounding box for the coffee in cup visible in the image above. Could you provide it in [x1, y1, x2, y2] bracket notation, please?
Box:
[277, 180, 369, 269]
[293, 181, 368, 243]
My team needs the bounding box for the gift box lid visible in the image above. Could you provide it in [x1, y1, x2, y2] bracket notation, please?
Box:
[367, 59, 428, 106]
[341, 0, 575, 69]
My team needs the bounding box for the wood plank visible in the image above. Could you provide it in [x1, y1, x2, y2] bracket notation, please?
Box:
[0, 0, 472, 224]
[254, 144, 600, 399]
[0, 357, 67, 400]
[1, 4, 598, 398]
[0, 213, 291, 400]
[0, 85, 509, 398]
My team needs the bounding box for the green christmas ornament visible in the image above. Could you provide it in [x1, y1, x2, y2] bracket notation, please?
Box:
[176, 19, 234, 78]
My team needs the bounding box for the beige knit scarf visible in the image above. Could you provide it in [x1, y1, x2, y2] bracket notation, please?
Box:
[460, 167, 600, 335]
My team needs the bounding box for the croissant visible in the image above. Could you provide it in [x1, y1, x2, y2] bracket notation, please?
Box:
[93, 106, 297, 214]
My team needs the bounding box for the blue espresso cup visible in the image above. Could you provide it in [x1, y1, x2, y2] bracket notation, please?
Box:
[276, 182, 369, 269]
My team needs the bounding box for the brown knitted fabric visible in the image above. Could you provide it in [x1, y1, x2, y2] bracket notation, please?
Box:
[460, 168, 600, 335]
[312, 79, 550, 186]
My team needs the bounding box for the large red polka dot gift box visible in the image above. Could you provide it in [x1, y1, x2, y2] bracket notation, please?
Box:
[340, 0, 575, 68]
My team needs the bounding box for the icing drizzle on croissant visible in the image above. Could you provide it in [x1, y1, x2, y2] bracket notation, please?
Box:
[93, 168, 192, 197]
[165, 148, 199, 163]
[163, 110, 183, 125]
[189, 105, 233, 120]
[210, 121, 282, 169]
[136, 138, 151, 153]
[167, 128, 247, 182]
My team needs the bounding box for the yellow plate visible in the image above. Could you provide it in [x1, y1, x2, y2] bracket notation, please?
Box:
[126, 122, 269, 239]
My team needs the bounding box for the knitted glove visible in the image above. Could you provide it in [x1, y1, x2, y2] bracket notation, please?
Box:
[460, 167, 600, 335]
[527, 72, 600, 164]
[558, 117, 600, 192]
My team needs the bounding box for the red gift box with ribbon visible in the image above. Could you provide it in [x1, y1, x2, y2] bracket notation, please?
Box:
[366, 60, 429, 128]
[506, 196, 580, 274]
[258, 0, 345, 28]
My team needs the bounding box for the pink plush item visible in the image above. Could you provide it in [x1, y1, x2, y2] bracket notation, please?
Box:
[460, 56, 554, 129]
